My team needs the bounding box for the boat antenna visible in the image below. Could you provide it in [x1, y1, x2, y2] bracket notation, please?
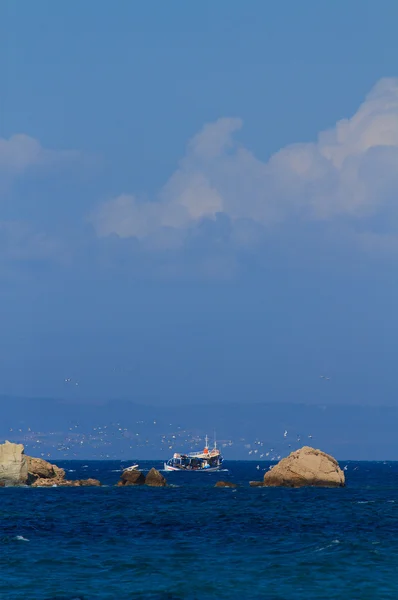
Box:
[214, 430, 217, 449]
[205, 434, 208, 449]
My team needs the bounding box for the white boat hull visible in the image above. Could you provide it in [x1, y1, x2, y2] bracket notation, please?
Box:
[164, 463, 222, 473]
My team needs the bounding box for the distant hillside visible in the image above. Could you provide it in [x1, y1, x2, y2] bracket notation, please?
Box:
[0, 395, 396, 460]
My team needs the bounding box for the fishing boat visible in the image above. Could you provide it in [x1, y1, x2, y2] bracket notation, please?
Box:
[164, 435, 223, 472]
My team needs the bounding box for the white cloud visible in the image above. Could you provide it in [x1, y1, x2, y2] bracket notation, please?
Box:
[0, 134, 79, 175]
[90, 78, 398, 245]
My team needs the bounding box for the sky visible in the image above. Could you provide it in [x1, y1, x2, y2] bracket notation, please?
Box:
[1, 1, 398, 408]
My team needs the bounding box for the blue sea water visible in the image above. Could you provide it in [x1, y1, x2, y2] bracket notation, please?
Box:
[1, 460, 398, 599]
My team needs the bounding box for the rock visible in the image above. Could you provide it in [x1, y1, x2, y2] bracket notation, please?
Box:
[53, 465, 66, 480]
[215, 481, 237, 488]
[3, 450, 103, 487]
[262, 446, 345, 488]
[118, 469, 146, 486]
[145, 468, 167, 487]
[249, 481, 265, 487]
[27, 456, 65, 480]
[27, 456, 66, 485]
[31, 477, 102, 488]
[0, 441, 28, 486]
[30, 478, 64, 488]
[76, 478, 102, 487]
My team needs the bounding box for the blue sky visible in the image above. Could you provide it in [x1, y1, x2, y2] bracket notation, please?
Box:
[1, 1, 398, 405]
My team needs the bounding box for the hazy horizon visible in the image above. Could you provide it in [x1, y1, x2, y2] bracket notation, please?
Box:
[1, 395, 397, 461]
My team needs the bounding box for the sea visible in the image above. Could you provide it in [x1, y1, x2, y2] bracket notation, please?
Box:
[1, 460, 398, 600]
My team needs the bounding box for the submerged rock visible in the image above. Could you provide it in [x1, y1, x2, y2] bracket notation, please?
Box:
[215, 481, 237, 488]
[249, 481, 265, 487]
[118, 469, 146, 486]
[262, 446, 345, 488]
[145, 468, 167, 487]
[0, 441, 28, 486]
[31, 477, 101, 487]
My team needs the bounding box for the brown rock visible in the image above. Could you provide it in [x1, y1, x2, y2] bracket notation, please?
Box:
[76, 478, 102, 487]
[0, 441, 28, 485]
[53, 465, 66, 480]
[25, 455, 102, 487]
[215, 481, 237, 488]
[145, 468, 167, 487]
[31, 477, 102, 487]
[118, 469, 146, 486]
[30, 478, 62, 487]
[262, 446, 345, 488]
[249, 481, 265, 487]
[26, 456, 66, 485]
[27, 456, 54, 478]
[27, 456, 62, 479]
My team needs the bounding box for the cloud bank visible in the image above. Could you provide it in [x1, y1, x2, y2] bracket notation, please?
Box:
[2, 78, 398, 280]
[90, 78, 398, 250]
[0, 134, 79, 176]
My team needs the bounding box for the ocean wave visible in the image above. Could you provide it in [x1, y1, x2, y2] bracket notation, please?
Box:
[14, 535, 29, 542]
[315, 540, 340, 552]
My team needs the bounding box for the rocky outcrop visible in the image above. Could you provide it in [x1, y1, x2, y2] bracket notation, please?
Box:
[0, 441, 28, 486]
[27, 456, 66, 484]
[215, 481, 237, 488]
[145, 468, 167, 487]
[117, 469, 146, 486]
[27, 455, 86, 487]
[261, 446, 345, 488]
[0, 442, 101, 487]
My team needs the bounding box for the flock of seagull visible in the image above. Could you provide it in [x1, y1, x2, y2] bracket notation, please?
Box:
[2, 373, 331, 460]
[4, 420, 317, 464]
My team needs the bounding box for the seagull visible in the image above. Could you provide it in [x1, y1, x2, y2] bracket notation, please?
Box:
[284, 430, 288, 437]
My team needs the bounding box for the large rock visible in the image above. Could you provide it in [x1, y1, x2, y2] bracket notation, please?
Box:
[262, 446, 345, 488]
[0, 441, 28, 485]
[118, 469, 146, 486]
[0, 442, 102, 488]
[27, 456, 66, 485]
[27, 456, 65, 481]
[145, 468, 167, 487]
